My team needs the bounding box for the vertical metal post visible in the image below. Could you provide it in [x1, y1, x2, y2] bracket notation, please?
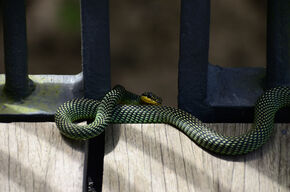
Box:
[266, 0, 290, 88]
[81, 0, 111, 191]
[81, 0, 111, 99]
[2, 0, 34, 99]
[178, 0, 211, 119]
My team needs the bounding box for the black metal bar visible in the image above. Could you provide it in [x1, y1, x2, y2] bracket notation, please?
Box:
[266, 0, 290, 88]
[2, 0, 34, 99]
[178, 0, 211, 120]
[81, 0, 111, 99]
[81, 0, 111, 191]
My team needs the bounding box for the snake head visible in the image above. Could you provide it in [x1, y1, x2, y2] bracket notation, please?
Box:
[140, 92, 162, 106]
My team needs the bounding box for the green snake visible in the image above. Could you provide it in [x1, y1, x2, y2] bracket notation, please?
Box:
[55, 85, 290, 155]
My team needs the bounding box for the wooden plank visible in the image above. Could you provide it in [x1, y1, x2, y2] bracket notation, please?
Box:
[0, 122, 86, 192]
[103, 123, 290, 192]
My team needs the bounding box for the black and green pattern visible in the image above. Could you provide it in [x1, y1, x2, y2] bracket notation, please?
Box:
[55, 85, 290, 155]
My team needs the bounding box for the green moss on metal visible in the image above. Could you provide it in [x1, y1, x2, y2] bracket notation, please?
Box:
[0, 74, 83, 116]
[0, 75, 65, 114]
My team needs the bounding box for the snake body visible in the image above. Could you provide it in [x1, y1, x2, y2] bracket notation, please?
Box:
[55, 85, 290, 155]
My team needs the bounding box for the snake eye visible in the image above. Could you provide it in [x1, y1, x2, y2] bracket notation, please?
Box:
[142, 92, 153, 99]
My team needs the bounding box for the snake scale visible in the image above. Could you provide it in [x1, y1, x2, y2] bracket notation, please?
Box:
[55, 85, 290, 155]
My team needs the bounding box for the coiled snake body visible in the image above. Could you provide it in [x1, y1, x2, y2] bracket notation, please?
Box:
[55, 85, 290, 155]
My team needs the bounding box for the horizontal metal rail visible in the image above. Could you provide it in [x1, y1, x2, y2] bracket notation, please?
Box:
[0, 73, 83, 122]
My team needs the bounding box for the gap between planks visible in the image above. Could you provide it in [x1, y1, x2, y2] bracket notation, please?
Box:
[103, 123, 290, 192]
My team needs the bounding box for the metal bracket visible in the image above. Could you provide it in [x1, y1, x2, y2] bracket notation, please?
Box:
[0, 73, 83, 122]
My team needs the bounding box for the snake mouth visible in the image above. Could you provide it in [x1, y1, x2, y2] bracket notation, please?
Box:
[140, 92, 162, 105]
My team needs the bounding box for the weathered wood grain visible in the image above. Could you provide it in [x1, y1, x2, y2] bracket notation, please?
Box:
[0, 122, 86, 192]
[103, 124, 290, 192]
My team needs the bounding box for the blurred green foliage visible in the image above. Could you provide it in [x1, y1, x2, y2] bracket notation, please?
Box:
[57, 0, 80, 33]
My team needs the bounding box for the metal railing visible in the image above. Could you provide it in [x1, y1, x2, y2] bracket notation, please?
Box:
[178, 0, 290, 122]
[0, 0, 289, 122]
[0, 0, 289, 191]
[0, 0, 110, 121]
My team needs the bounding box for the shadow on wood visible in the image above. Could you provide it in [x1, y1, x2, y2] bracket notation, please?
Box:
[103, 124, 290, 192]
[0, 122, 86, 192]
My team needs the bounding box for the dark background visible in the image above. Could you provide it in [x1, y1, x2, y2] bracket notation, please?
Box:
[0, 0, 267, 106]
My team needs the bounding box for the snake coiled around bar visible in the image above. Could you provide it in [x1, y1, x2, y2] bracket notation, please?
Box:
[55, 85, 290, 155]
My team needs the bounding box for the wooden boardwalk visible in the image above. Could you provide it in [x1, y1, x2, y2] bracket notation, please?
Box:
[0, 123, 289, 192]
